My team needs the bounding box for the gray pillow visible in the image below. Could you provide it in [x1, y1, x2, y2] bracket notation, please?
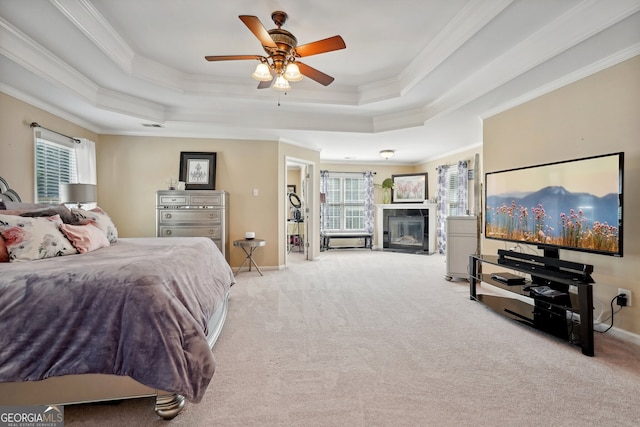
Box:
[19, 205, 79, 225]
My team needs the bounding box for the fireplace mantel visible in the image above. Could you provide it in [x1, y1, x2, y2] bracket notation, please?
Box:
[375, 203, 437, 253]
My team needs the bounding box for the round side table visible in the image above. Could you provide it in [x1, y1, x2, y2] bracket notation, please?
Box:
[233, 238, 266, 276]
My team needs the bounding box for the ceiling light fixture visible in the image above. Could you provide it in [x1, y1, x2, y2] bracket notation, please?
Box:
[273, 75, 291, 91]
[379, 150, 394, 160]
[205, 11, 346, 92]
[251, 62, 273, 81]
[283, 63, 303, 82]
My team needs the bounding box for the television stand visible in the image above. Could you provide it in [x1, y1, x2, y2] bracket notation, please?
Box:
[469, 253, 595, 356]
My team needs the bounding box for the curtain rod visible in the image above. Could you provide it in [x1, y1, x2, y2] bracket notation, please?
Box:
[30, 122, 81, 144]
[322, 171, 376, 174]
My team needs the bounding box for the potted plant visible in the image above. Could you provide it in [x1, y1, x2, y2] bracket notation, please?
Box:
[381, 178, 394, 204]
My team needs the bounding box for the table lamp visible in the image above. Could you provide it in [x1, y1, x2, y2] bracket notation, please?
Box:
[60, 183, 97, 209]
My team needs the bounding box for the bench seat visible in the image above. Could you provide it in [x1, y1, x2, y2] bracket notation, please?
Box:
[322, 232, 372, 250]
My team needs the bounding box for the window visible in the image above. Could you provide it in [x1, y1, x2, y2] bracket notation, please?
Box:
[325, 173, 366, 231]
[34, 132, 77, 204]
[444, 166, 461, 216]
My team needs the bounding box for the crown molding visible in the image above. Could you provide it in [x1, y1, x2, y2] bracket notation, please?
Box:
[0, 17, 97, 103]
[398, 0, 514, 95]
[480, 43, 640, 120]
[0, 83, 101, 133]
[51, 0, 135, 73]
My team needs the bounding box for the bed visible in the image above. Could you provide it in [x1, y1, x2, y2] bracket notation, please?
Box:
[0, 178, 234, 419]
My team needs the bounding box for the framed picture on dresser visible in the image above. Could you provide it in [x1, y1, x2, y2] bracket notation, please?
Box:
[179, 152, 216, 190]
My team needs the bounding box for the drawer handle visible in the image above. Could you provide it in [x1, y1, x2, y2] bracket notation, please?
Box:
[209, 229, 215, 235]
[165, 213, 172, 219]
[209, 213, 215, 218]
[165, 230, 172, 236]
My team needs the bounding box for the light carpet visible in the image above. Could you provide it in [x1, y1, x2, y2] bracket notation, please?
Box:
[64, 250, 640, 426]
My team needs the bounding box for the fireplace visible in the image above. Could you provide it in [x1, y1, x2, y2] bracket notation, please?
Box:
[387, 215, 428, 252]
[375, 203, 436, 254]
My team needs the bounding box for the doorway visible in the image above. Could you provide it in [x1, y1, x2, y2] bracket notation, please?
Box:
[285, 157, 315, 265]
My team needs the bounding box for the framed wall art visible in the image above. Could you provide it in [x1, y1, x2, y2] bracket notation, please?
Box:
[392, 173, 428, 203]
[179, 152, 216, 190]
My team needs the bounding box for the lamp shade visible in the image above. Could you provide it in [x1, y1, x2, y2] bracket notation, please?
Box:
[60, 183, 97, 204]
[283, 63, 303, 82]
[273, 75, 291, 91]
[251, 63, 273, 82]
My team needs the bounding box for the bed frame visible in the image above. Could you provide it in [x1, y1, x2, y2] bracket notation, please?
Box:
[0, 293, 228, 419]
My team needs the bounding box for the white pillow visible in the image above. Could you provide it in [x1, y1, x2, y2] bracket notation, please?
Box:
[0, 214, 77, 262]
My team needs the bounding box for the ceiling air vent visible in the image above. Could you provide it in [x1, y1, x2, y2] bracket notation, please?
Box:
[142, 123, 164, 128]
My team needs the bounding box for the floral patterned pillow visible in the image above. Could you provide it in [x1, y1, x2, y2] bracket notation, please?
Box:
[0, 235, 9, 262]
[71, 207, 118, 243]
[0, 214, 78, 262]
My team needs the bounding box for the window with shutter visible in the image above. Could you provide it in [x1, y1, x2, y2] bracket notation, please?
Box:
[325, 173, 366, 231]
[34, 136, 77, 204]
[446, 166, 460, 216]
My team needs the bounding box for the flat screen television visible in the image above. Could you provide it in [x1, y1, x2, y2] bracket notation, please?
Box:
[485, 152, 623, 257]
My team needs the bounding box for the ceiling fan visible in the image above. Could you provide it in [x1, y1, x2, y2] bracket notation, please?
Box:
[205, 11, 346, 91]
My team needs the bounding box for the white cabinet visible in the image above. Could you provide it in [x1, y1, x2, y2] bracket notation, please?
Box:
[445, 216, 478, 280]
[156, 190, 229, 259]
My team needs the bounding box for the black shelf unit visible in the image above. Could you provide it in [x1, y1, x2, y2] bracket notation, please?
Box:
[469, 252, 595, 356]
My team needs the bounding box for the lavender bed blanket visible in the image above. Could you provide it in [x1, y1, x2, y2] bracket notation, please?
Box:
[0, 237, 234, 402]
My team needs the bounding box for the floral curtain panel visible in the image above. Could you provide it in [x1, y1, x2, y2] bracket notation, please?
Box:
[319, 170, 329, 236]
[363, 171, 375, 234]
[436, 160, 469, 254]
[437, 166, 448, 254]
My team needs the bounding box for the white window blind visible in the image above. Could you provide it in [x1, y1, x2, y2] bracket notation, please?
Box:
[34, 130, 77, 204]
[445, 166, 460, 216]
[325, 173, 366, 231]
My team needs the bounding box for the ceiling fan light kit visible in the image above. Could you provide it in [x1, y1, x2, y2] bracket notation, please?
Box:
[251, 62, 273, 81]
[283, 63, 303, 82]
[273, 75, 291, 91]
[205, 11, 346, 91]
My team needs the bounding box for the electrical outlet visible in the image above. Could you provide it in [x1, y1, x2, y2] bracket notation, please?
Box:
[617, 288, 632, 307]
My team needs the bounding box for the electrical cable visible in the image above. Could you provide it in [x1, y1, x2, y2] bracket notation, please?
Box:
[595, 294, 624, 333]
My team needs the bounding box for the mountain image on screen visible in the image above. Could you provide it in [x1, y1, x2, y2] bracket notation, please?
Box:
[486, 185, 619, 253]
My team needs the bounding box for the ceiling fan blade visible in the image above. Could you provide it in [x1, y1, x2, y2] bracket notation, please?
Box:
[205, 55, 260, 61]
[295, 35, 346, 57]
[297, 62, 335, 86]
[257, 80, 272, 89]
[239, 15, 277, 48]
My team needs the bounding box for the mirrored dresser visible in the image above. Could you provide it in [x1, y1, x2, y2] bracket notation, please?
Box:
[156, 190, 229, 259]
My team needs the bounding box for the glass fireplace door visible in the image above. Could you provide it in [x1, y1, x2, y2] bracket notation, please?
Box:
[388, 216, 426, 251]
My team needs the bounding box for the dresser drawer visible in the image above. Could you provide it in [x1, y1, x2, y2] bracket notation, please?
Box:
[190, 194, 223, 206]
[158, 226, 221, 239]
[158, 195, 189, 205]
[158, 209, 221, 224]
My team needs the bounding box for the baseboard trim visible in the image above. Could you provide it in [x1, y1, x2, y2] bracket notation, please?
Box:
[605, 326, 640, 347]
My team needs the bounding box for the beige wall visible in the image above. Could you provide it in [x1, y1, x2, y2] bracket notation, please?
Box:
[0, 92, 322, 269]
[483, 55, 640, 336]
[416, 145, 483, 216]
[0, 93, 99, 200]
[97, 135, 282, 268]
[318, 162, 416, 204]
